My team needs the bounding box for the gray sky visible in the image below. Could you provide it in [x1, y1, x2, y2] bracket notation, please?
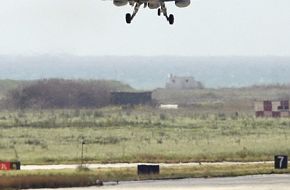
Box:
[0, 0, 290, 56]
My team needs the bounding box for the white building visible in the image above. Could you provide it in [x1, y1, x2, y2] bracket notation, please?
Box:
[165, 74, 203, 89]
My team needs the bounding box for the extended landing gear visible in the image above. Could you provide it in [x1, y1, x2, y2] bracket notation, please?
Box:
[159, 2, 174, 25]
[125, 2, 174, 25]
[125, 3, 141, 24]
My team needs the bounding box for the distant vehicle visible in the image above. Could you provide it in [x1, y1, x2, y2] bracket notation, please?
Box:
[112, 0, 190, 25]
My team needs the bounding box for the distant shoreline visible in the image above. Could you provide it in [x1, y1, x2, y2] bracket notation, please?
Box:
[1, 56, 290, 89]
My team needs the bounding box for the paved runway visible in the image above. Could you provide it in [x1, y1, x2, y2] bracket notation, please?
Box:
[28, 174, 290, 190]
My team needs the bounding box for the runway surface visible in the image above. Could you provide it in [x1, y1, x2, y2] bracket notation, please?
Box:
[28, 174, 290, 190]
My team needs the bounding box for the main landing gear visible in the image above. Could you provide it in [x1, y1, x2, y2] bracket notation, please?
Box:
[125, 2, 141, 24]
[158, 2, 174, 25]
[125, 2, 174, 25]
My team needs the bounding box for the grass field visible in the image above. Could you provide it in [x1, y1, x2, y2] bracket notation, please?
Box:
[153, 85, 290, 112]
[1, 163, 290, 189]
[1, 106, 290, 164]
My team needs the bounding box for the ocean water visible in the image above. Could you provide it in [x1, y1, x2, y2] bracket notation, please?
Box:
[0, 56, 290, 90]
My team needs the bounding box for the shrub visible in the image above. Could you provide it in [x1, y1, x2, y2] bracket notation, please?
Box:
[5, 79, 132, 109]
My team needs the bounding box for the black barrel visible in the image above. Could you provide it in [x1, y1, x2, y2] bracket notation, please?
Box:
[137, 164, 160, 175]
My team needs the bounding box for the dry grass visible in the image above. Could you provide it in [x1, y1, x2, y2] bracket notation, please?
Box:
[0, 175, 97, 189]
[1, 107, 290, 164]
[1, 163, 290, 189]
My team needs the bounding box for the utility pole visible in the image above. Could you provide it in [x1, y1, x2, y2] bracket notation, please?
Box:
[81, 138, 85, 168]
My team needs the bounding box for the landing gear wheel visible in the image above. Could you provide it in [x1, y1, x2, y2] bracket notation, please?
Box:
[168, 14, 174, 25]
[126, 13, 131, 24]
[158, 8, 161, 16]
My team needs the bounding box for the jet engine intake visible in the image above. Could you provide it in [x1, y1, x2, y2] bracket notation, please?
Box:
[175, 0, 190, 8]
[113, 0, 128, 6]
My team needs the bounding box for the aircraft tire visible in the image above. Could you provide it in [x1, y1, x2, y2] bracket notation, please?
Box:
[168, 14, 174, 25]
[126, 13, 131, 24]
[158, 8, 161, 16]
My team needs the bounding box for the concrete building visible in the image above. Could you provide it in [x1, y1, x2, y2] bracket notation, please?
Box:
[166, 74, 203, 89]
[255, 100, 290, 117]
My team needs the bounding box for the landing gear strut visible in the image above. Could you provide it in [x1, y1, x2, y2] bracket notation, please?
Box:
[125, 2, 141, 24]
[160, 2, 174, 25]
[125, 2, 174, 25]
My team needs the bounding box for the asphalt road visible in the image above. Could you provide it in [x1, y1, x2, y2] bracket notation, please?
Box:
[28, 174, 290, 190]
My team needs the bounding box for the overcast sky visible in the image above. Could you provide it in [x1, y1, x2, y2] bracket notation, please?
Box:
[0, 0, 289, 56]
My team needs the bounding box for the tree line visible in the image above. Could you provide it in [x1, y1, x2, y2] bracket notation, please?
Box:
[2, 79, 132, 109]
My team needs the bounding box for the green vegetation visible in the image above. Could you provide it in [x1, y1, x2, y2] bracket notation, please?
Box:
[0, 80, 290, 188]
[1, 79, 290, 111]
[0, 80, 29, 100]
[1, 163, 290, 189]
[1, 107, 290, 164]
[3, 79, 132, 109]
[154, 84, 290, 112]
